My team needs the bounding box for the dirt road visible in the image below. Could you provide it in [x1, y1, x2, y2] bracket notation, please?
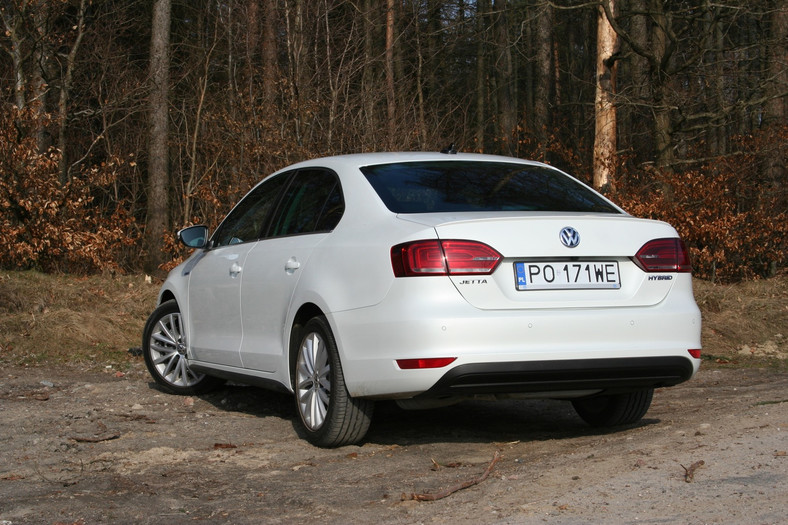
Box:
[1, 363, 786, 524]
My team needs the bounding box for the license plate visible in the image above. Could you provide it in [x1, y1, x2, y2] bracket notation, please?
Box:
[515, 261, 621, 290]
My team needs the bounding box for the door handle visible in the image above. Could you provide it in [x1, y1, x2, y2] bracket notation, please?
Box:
[285, 257, 301, 274]
[229, 262, 242, 277]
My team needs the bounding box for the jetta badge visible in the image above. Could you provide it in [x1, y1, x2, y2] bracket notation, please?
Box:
[559, 227, 580, 248]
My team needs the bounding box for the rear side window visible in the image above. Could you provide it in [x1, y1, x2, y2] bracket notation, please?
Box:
[268, 168, 344, 237]
[360, 161, 620, 214]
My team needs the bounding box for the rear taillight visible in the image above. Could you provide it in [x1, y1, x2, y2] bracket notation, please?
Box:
[391, 240, 502, 277]
[633, 238, 692, 273]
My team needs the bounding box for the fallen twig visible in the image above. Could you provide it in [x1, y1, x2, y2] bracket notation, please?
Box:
[681, 460, 705, 482]
[70, 431, 121, 443]
[430, 458, 462, 471]
[403, 450, 501, 502]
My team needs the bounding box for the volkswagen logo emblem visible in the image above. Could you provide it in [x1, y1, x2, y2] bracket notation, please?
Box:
[559, 227, 580, 248]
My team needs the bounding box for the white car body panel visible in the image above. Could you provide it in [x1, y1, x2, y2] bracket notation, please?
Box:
[239, 234, 326, 372]
[186, 243, 251, 367]
[153, 152, 701, 405]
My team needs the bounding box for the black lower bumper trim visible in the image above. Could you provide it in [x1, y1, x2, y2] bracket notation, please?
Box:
[415, 356, 695, 399]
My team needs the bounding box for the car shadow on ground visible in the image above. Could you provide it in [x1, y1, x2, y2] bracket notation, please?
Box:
[157, 381, 659, 447]
[365, 398, 659, 446]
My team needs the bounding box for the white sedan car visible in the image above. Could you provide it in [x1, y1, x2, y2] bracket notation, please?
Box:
[143, 152, 701, 447]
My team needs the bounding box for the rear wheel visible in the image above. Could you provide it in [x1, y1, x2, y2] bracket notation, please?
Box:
[293, 317, 373, 447]
[571, 388, 654, 427]
[142, 300, 223, 395]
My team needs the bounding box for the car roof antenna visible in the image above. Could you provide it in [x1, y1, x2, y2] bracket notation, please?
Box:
[440, 143, 457, 154]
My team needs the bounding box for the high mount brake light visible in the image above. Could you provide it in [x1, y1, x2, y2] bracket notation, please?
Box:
[634, 238, 692, 273]
[391, 240, 502, 277]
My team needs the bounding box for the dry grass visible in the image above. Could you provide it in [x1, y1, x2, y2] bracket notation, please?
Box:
[0, 271, 159, 368]
[694, 271, 788, 368]
[1, 270, 786, 370]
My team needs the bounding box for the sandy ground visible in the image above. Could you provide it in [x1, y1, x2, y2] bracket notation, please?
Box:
[1, 361, 786, 524]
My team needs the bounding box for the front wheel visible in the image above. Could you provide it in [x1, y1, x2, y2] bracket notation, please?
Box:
[293, 317, 373, 447]
[142, 300, 223, 395]
[571, 388, 654, 427]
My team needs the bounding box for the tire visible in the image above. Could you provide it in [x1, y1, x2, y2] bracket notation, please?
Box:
[293, 317, 373, 447]
[571, 388, 654, 427]
[142, 300, 223, 395]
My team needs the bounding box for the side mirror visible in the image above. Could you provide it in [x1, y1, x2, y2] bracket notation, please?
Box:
[177, 225, 209, 249]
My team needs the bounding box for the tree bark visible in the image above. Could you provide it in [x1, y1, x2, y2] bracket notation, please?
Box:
[261, 0, 278, 104]
[1, 4, 28, 111]
[764, 0, 787, 181]
[533, 1, 553, 159]
[57, 0, 87, 185]
[493, 0, 516, 156]
[650, 0, 674, 170]
[385, 0, 397, 146]
[362, 0, 377, 142]
[146, 0, 172, 274]
[475, 0, 490, 151]
[593, 0, 618, 193]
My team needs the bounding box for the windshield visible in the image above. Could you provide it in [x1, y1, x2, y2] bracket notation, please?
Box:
[360, 161, 620, 214]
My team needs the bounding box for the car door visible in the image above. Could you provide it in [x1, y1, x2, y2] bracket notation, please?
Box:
[239, 168, 344, 372]
[187, 173, 291, 366]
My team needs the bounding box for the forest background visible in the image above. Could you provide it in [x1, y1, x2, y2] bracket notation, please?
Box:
[1, 0, 786, 282]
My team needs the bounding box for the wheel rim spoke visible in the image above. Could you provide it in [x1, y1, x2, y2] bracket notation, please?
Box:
[147, 311, 204, 388]
[297, 331, 331, 430]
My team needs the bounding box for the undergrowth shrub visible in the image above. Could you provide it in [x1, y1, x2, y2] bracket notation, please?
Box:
[614, 130, 787, 282]
[0, 106, 138, 273]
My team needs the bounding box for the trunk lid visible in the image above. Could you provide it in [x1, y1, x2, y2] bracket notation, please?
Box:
[399, 212, 681, 310]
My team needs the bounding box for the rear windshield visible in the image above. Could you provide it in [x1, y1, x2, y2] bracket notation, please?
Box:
[360, 161, 620, 214]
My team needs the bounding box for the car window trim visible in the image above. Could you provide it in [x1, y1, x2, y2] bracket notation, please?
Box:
[208, 170, 296, 249]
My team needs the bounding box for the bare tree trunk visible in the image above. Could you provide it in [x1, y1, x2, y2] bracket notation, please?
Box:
[493, 0, 516, 156]
[1, 6, 27, 110]
[57, 0, 87, 185]
[650, 0, 674, 170]
[262, 0, 278, 104]
[284, 0, 306, 146]
[361, 0, 377, 142]
[475, 0, 490, 151]
[384, 0, 396, 144]
[764, 0, 787, 183]
[619, 0, 649, 157]
[414, 17, 427, 148]
[146, 0, 172, 274]
[32, 5, 54, 154]
[385, 0, 397, 146]
[533, 1, 553, 159]
[593, 0, 618, 193]
[246, 0, 259, 86]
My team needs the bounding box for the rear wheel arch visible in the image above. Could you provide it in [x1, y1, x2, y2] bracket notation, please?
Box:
[288, 303, 326, 384]
[289, 312, 373, 447]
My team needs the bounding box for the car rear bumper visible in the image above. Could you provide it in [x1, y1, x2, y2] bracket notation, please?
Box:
[413, 356, 695, 399]
[330, 278, 701, 399]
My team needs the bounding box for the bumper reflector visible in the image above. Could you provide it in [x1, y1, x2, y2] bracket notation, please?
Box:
[397, 357, 457, 370]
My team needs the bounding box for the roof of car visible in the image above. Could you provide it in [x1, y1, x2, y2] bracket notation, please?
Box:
[276, 152, 551, 174]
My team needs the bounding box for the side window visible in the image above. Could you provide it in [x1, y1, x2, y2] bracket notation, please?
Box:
[269, 168, 344, 237]
[212, 172, 291, 247]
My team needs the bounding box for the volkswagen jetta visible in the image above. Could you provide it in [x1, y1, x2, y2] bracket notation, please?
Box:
[142, 152, 702, 447]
